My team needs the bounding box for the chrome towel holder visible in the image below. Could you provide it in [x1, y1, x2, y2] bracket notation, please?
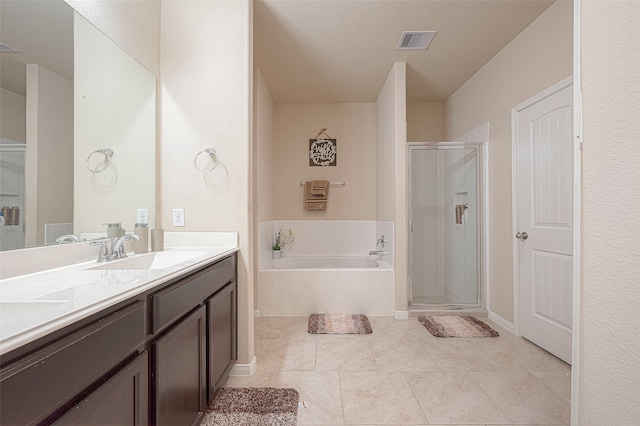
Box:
[85, 148, 113, 173]
[299, 181, 345, 187]
[194, 148, 219, 173]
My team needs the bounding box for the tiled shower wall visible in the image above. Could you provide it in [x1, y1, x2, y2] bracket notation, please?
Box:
[259, 220, 394, 269]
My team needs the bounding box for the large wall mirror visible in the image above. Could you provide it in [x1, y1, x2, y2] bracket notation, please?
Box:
[0, 0, 156, 251]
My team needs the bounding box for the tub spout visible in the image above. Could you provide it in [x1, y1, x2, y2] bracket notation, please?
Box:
[369, 250, 392, 256]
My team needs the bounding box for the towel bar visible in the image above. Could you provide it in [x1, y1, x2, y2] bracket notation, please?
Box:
[299, 181, 345, 187]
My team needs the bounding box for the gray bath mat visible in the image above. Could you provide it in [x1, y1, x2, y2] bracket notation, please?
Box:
[202, 387, 299, 426]
[308, 313, 372, 334]
[419, 315, 499, 338]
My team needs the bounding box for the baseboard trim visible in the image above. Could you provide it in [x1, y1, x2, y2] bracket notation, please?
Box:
[488, 311, 515, 335]
[229, 356, 257, 376]
[394, 310, 409, 320]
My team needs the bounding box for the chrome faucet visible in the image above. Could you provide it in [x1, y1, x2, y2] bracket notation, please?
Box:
[90, 240, 111, 262]
[110, 234, 142, 259]
[376, 235, 386, 248]
[55, 234, 80, 244]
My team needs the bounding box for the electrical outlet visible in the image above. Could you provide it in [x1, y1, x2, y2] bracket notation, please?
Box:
[172, 208, 185, 227]
[136, 208, 149, 225]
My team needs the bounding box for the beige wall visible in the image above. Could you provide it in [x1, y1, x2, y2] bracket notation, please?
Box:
[254, 67, 274, 309]
[579, 0, 640, 422]
[161, 0, 254, 365]
[0, 88, 26, 143]
[255, 68, 275, 224]
[65, 0, 160, 77]
[25, 65, 73, 247]
[376, 62, 407, 313]
[273, 103, 376, 220]
[407, 102, 445, 142]
[445, 0, 573, 322]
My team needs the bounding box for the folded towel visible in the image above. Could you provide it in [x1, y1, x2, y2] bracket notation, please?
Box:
[455, 204, 468, 224]
[311, 180, 329, 197]
[304, 181, 328, 211]
[305, 201, 327, 211]
[304, 181, 328, 200]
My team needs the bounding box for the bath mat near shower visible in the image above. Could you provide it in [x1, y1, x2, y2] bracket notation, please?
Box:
[308, 313, 372, 334]
[202, 387, 299, 426]
[418, 315, 499, 338]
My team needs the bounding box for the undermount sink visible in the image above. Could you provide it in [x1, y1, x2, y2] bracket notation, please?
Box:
[86, 251, 209, 271]
[0, 300, 67, 327]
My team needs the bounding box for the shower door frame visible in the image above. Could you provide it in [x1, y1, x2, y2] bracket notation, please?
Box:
[407, 142, 485, 309]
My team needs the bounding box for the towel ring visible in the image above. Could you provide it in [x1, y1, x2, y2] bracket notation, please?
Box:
[194, 148, 219, 173]
[85, 149, 113, 173]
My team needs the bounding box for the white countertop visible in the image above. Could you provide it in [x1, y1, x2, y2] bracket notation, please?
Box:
[0, 244, 238, 356]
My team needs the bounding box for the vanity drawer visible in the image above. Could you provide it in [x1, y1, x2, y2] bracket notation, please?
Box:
[0, 301, 145, 425]
[150, 256, 235, 334]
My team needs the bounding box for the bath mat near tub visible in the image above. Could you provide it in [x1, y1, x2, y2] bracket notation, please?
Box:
[308, 313, 372, 334]
[202, 387, 299, 426]
[418, 315, 499, 338]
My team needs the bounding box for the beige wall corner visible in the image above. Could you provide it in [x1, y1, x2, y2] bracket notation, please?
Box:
[377, 62, 407, 312]
[161, 0, 254, 365]
[445, 0, 573, 322]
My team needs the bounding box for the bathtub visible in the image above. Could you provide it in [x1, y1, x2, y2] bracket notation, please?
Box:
[258, 256, 395, 316]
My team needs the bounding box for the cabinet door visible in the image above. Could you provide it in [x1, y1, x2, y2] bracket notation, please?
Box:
[53, 352, 148, 426]
[207, 281, 237, 404]
[152, 306, 206, 426]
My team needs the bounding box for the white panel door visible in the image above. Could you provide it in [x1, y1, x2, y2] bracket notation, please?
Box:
[515, 82, 573, 364]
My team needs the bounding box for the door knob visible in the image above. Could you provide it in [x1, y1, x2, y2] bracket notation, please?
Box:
[516, 232, 528, 240]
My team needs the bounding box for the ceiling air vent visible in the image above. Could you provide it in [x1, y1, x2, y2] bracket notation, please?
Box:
[396, 31, 436, 51]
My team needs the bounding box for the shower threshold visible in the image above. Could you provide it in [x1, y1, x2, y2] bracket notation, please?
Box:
[408, 303, 487, 318]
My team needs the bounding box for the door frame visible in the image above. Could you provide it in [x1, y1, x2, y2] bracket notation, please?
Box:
[511, 75, 574, 337]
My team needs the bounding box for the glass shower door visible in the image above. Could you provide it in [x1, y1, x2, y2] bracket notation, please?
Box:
[409, 144, 480, 307]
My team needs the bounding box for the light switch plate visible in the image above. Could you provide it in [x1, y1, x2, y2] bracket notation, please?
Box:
[172, 208, 185, 227]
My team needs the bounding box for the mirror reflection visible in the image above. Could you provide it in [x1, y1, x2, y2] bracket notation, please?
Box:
[0, 0, 156, 252]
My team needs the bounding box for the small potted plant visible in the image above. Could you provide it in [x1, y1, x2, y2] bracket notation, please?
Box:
[272, 241, 282, 258]
[273, 228, 294, 258]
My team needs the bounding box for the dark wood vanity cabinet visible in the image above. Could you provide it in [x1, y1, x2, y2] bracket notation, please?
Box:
[149, 254, 237, 424]
[152, 306, 207, 426]
[0, 301, 146, 425]
[52, 352, 149, 426]
[0, 253, 237, 426]
[207, 280, 237, 404]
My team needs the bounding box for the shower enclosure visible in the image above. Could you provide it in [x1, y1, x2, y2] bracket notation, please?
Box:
[408, 143, 483, 307]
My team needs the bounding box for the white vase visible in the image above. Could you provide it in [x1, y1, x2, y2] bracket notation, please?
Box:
[272, 250, 281, 258]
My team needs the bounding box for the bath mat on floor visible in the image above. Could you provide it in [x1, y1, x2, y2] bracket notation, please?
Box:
[308, 313, 372, 334]
[419, 315, 499, 338]
[202, 387, 299, 426]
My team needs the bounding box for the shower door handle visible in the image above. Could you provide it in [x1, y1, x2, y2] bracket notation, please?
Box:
[515, 232, 528, 240]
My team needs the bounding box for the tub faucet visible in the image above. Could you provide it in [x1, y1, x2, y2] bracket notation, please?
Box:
[376, 235, 386, 248]
[110, 234, 142, 259]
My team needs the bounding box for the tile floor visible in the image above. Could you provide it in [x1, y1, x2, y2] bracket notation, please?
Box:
[226, 315, 571, 425]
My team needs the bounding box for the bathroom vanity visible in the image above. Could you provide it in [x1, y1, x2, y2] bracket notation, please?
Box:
[0, 246, 237, 425]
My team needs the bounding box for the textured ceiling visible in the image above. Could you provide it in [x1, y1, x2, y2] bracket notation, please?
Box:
[254, 0, 555, 103]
